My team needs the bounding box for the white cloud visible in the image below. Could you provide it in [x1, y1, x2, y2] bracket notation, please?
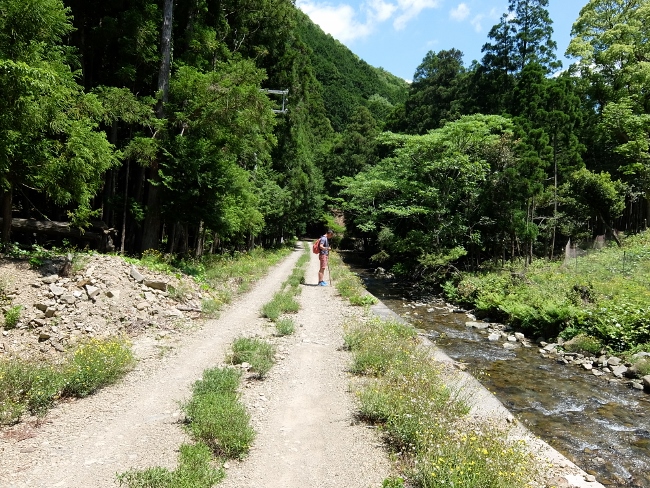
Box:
[394, 0, 441, 30]
[365, 0, 397, 22]
[450, 3, 470, 21]
[297, 0, 441, 42]
[470, 14, 483, 32]
[297, 1, 373, 42]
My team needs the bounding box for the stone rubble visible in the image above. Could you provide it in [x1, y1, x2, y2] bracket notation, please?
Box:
[0, 254, 208, 361]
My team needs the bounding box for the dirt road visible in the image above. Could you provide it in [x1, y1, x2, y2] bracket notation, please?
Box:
[0, 245, 390, 488]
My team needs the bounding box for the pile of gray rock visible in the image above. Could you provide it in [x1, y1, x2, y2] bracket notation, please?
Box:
[1, 254, 206, 360]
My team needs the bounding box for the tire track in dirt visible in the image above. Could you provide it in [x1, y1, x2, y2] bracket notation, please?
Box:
[0, 246, 304, 488]
[219, 250, 390, 488]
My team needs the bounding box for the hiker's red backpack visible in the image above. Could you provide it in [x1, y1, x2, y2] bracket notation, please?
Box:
[312, 238, 321, 254]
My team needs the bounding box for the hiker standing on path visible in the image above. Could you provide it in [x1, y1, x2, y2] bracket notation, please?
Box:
[318, 230, 334, 286]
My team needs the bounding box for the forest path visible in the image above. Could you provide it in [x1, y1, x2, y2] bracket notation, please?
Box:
[0, 245, 390, 487]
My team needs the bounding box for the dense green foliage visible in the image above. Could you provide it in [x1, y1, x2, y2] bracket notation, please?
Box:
[2, 0, 650, 349]
[443, 231, 650, 353]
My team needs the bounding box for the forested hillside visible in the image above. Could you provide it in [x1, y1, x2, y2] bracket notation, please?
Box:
[0, 0, 403, 256]
[1, 0, 649, 274]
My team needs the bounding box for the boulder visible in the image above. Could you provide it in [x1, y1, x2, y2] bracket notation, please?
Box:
[60, 294, 77, 305]
[582, 362, 593, 371]
[85, 285, 100, 299]
[642, 375, 650, 392]
[607, 356, 622, 367]
[611, 365, 628, 378]
[503, 342, 519, 350]
[487, 332, 500, 341]
[49, 284, 65, 296]
[145, 280, 168, 292]
[42, 275, 59, 284]
[466, 321, 489, 329]
[130, 266, 145, 283]
[514, 332, 525, 341]
[38, 332, 51, 342]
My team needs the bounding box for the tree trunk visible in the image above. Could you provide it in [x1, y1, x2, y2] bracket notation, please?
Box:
[120, 158, 130, 253]
[1, 184, 12, 245]
[141, 0, 173, 252]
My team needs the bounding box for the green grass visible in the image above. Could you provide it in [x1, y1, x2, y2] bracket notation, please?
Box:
[261, 291, 300, 322]
[2, 305, 23, 329]
[117, 442, 224, 488]
[347, 316, 539, 487]
[329, 253, 378, 307]
[183, 367, 254, 458]
[0, 337, 134, 424]
[118, 366, 253, 487]
[443, 230, 650, 354]
[275, 318, 296, 336]
[230, 337, 276, 378]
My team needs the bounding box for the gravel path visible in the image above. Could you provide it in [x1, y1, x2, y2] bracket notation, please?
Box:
[0, 245, 390, 488]
[220, 251, 389, 488]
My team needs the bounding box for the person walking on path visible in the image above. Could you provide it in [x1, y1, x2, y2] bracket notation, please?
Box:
[317, 230, 334, 286]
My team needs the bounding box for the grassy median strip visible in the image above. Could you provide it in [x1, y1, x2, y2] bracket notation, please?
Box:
[0, 337, 134, 425]
[345, 317, 538, 488]
[117, 366, 253, 487]
[260, 242, 309, 334]
[230, 337, 276, 379]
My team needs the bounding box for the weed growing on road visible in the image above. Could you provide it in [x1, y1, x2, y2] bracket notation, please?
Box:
[0, 337, 134, 424]
[347, 316, 538, 487]
[275, 317, 296, 336]
[118, 367, 252, 487]
[230, 337, 276, 378]
[117, 442, 224, 488]
[184, 367, 255, 458]
[261, 291, 299, 321]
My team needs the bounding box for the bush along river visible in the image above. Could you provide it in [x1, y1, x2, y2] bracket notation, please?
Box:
[354, 266, 650, 487]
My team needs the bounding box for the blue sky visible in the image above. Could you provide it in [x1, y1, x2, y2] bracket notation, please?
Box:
[296, 0, 585, 81]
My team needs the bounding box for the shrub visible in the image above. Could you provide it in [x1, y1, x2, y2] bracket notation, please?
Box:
[230, 337, 275, 378]
[201, 298, 221, 318]
[183, 367, 254, 459]
[3, 305, 23, 329]
[62, 337, 135, 397]
[117, 442, 224, 488]
[261, 291, 299, 322]
[563, 334, 602, 355]
[0, 337, 134, 424]
[275, 318, 295, 336]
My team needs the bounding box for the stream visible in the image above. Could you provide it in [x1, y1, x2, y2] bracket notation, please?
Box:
[350, 262, 650, 487]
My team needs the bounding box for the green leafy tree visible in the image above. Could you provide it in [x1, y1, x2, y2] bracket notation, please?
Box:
[403, 49, 467, 134]
[567, 0, 650, 222]
[0, 0, 118, 244]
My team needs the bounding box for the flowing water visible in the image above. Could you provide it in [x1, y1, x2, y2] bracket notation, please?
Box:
[351, 263, 650, 487]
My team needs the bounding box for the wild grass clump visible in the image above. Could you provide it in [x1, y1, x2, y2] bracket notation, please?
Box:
[2, 305, 23, 329]
[329, 253, 377, 306]
[230, 337, 276, 378]
[118, 366, 252, 487]
[116, 442, 224, 488]
[275, 318, 296, 336]
[348, 316, 539, 487]
[200, 298, 221, 318]
[183, 367, 254, 459]
[61, 337, 135, 397]
[562, 334, 603, 355]
[344, 318, 416, 376]
[0, 337, 134, 424]
[261, 291, 300, 322]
